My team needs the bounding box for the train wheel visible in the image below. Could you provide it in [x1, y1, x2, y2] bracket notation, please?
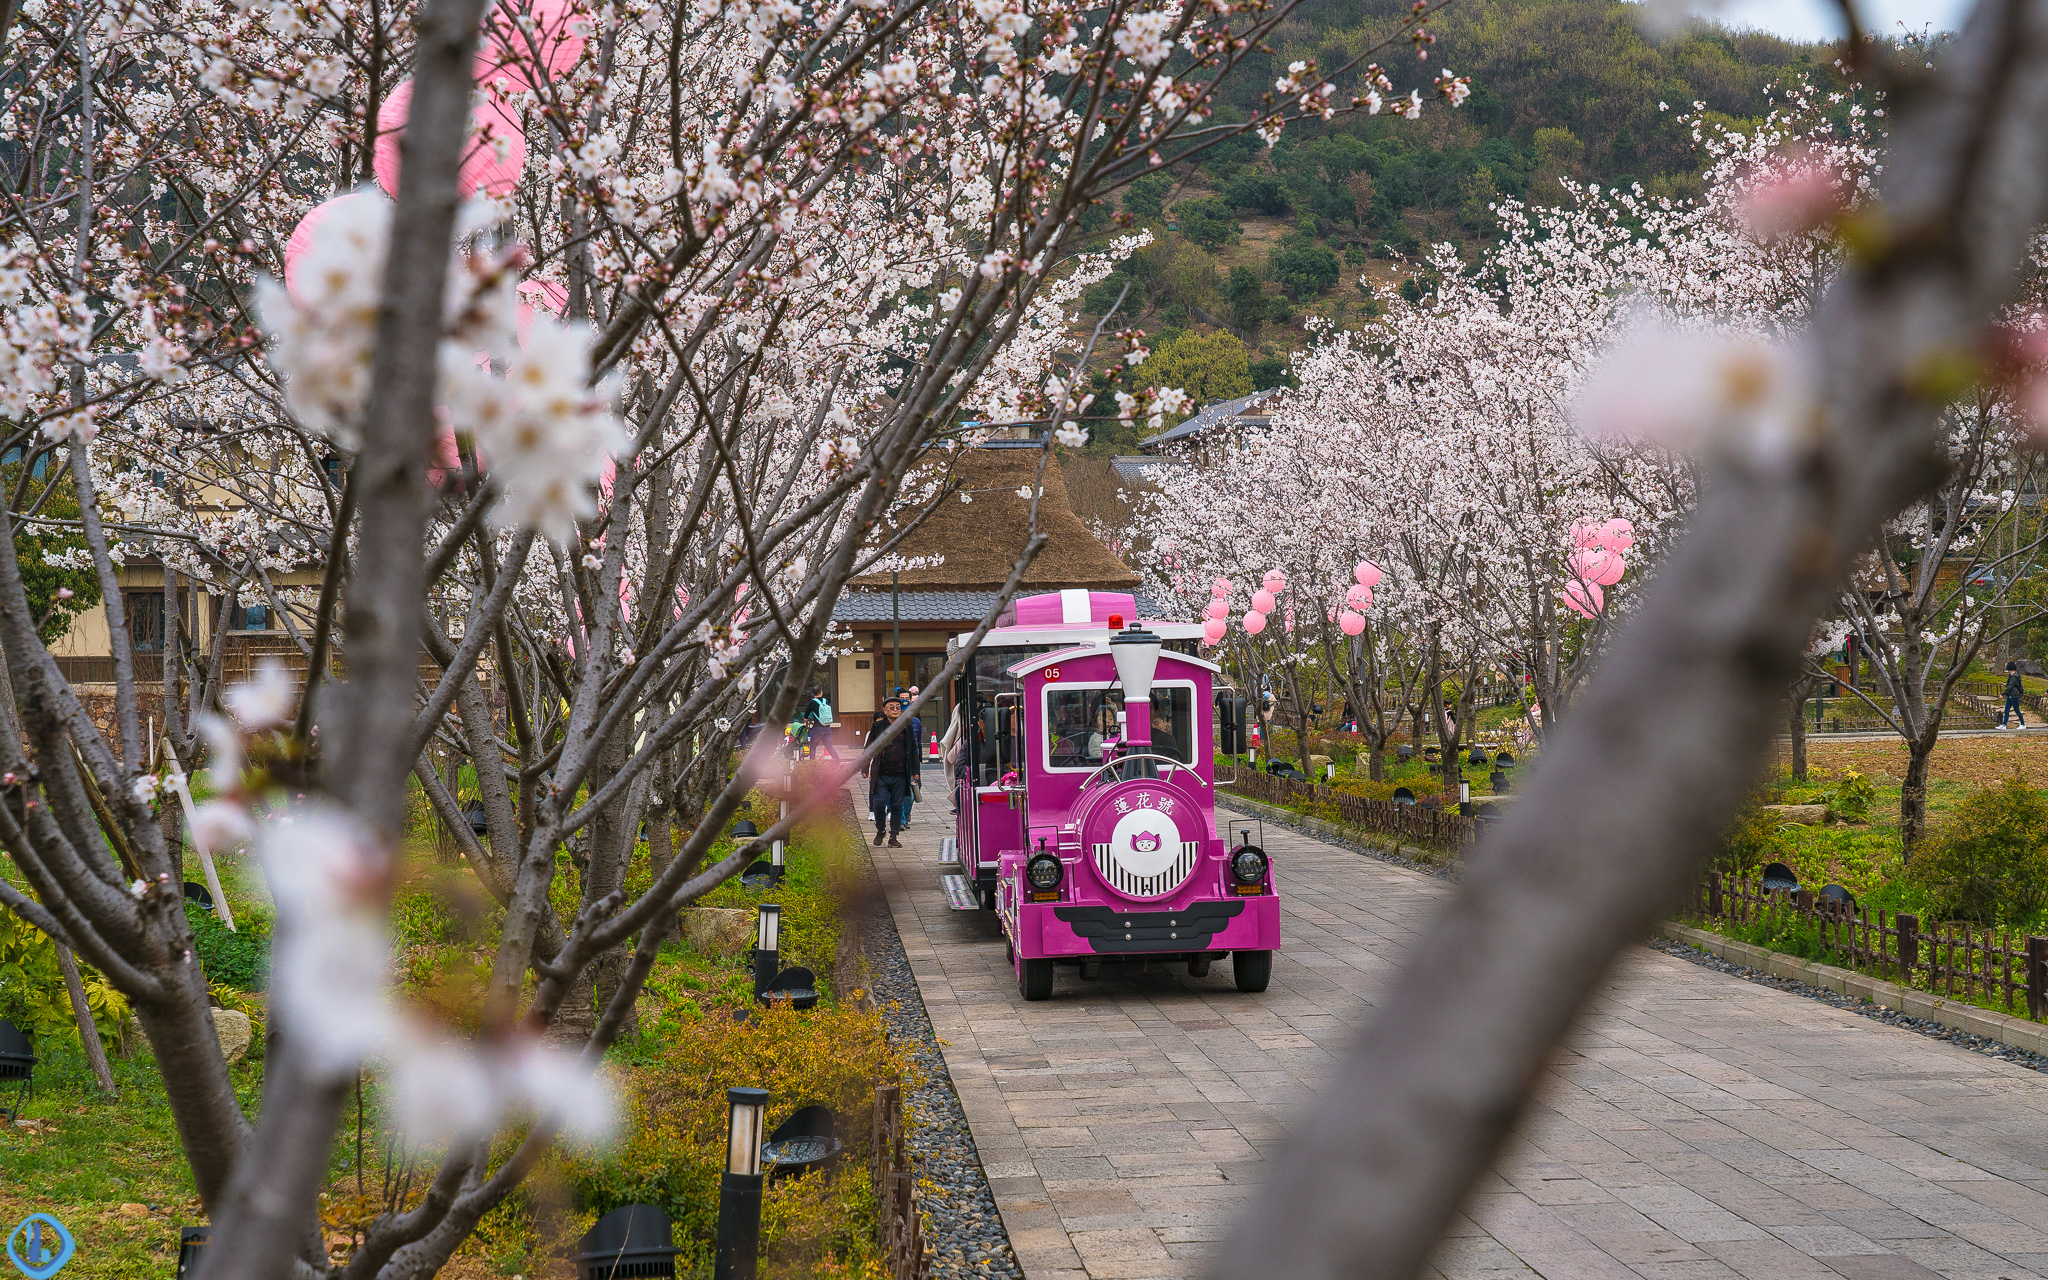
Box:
[1187, 956, 1212, 978]
[1231, 950, 1272, 993]
[1006, 935, 1015, 966]
[1019, 958, 1054, 1001]
[980, 883, 997, 911]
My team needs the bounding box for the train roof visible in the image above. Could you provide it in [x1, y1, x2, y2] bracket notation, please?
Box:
[945, 589, 1202, 653]
[1004, 645, 1221, 676]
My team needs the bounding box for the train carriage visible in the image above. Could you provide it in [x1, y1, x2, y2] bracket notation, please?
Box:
[941, 590, 1279, 1000]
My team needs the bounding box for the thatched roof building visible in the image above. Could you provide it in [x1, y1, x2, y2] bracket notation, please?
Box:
[849, 442, 1139, 593]
[822, 441, 1150, 723]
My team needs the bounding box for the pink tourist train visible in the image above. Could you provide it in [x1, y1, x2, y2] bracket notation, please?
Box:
[940, 590, 1279, 1000]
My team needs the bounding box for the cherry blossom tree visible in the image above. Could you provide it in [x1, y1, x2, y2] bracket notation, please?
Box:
[1813, 393, 2048, 846]
[0, 0, 1472, 1273]
[1208, 6, 2048, 1275]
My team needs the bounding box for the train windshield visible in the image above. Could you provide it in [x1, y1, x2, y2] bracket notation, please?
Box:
[1043, 686, 1194, 769]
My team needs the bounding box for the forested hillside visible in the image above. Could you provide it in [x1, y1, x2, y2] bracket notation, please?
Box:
[1079, 0, 1853, 451]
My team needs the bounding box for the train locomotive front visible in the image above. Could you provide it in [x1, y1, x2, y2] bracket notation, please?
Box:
[944, 591, 1280, 1001]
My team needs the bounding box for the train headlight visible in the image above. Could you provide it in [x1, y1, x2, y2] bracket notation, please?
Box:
[1230, 846, 1268, 886]
[1026, 853, 1064, 892]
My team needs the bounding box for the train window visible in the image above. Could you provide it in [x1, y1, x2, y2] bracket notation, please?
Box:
[969, 645, 1051, 783]
[1042, 685, 1194, 769]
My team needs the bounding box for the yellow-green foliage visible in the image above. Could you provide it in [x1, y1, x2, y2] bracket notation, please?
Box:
[564, 1001, 905, 1279]
[1713, 795, 1784, 880]
[0, 903, 127, 1052]
[1909, 776, 2048, 924]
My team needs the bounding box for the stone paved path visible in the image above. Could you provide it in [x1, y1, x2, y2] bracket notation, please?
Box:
[867, 790, 2048, 1280]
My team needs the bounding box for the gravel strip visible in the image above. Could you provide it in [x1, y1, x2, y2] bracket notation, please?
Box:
[843, 820, 1024, 1279]
[1646, 935, 2048, 1075]
[1216, 793, 1459, 882]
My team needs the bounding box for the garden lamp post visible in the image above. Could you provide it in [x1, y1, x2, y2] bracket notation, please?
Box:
[753, 904, 780, 1000]
[772, 764, 789, 883]
[714, 1087, 769, 1280]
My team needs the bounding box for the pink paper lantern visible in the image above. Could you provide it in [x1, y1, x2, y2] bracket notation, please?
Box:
[283, 191, 388, 300]
[1568, 548, 1626, 588]
[1202, 617, 1228, 644]
[1251, 588, 1276, 614]
[1243, 610, 1268, 635]
[1202, 599, 1229, 621]
[1354, 560, 1382, 589]
[1338, 610, 1366, 636]
[1344, 583, 1372, 609]
[1600, 518, 1635, 553]
[1263, 569, 1287, 593]
[1210, 576, 1233, 599]
[374, 79, 528, 200]
[1562, 580, 1604, 619]
[479, 0, 590, 90]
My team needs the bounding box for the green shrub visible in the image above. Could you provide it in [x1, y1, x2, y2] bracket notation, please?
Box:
[1826, 769, 1876, 823]
[564, 1001, 904, 1279]
[1909, 777, 2048, 923]
[1222, 172, 1291, 215]
[1270, 240, 1340, 300]
[1174, 197, 1241, 249]
[1713, 796, 1781, 880]
[1, 906, 129, 1052]
[187, 902, 272, 991]
[1123, 172, 1172, 219]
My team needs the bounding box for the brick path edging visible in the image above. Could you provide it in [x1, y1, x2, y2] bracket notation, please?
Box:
[1659, 920, 2048, 1056]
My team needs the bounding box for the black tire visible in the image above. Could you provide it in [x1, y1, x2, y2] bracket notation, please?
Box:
[1019, 958, 1055, 1001]
[1231, 950, 1273, 993]
[980, 882, 997, 911]
[1006, 935, 1015, 965]
[1187, 956, 1213, 978]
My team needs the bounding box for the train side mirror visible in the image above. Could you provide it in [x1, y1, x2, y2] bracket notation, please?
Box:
[1218, 696, 1245, 755]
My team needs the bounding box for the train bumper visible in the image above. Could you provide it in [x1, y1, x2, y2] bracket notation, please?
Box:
[1016, 893, 1281, 958]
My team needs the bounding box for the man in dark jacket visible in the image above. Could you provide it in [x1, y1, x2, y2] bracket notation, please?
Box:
[2003, 661, 2028, 729]
[864, 698, 914, 846]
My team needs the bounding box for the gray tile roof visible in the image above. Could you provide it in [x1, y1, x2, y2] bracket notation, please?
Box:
[1139, 389, 1281, 452]
[1111, 455, 1189, 483]
[832, 590, 1002, 623]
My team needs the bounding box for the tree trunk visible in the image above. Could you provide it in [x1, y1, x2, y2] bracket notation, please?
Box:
[1368, 747, 1384, 782]
[1787, 672, 1817, 782]
[55, 942, 116, 1094]
[1902, 738, 1933, 855]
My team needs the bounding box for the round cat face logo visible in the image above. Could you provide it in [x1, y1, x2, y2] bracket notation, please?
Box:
[1108, 808, 1181, 877]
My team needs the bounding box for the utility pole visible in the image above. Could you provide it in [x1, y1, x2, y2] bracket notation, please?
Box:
[892, 570, 901, 698]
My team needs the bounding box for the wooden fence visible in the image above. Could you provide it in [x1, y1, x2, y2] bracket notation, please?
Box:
[1692, 871, 2048, 1020]
[870, 1081, 929, 1280]
[1226, 769, 1479, 851]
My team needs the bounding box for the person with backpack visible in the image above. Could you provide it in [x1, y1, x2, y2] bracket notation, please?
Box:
[811, 693, 837, 758]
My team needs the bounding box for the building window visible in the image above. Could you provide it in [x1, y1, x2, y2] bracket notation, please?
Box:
[126, 592, 165, 653]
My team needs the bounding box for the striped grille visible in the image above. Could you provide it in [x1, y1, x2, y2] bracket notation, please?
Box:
[1090, 841, 1202, 900]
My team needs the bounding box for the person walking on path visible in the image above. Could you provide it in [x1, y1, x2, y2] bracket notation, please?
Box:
[810, 693, 837, 759]
[2003, 661, 2029, 729]
[899, 686, 923, 829]
[864, 698, 914, 846]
